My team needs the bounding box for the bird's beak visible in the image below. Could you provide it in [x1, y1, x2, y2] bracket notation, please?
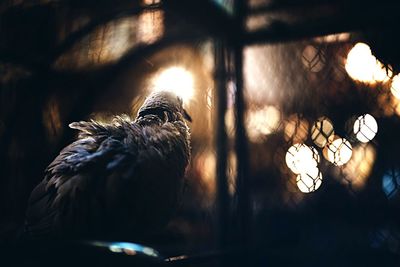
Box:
[183, 109, 192, 122]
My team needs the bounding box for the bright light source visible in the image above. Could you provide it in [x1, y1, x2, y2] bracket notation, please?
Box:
[296, 167, 323, 193]
[311, 117, 335, 148]
[325, 137, 352, 166]
[286, 143, 322, 193]
[345, 42, 391, 84]
[151, 67, 194, 102]
[391, 74, 400, 99]
[353, 114, 378, 143]
[285, 143, 319, 175]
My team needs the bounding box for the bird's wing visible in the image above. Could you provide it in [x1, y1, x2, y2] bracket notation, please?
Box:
[24, 117, 189, 239]
[24, 120, 139, 239]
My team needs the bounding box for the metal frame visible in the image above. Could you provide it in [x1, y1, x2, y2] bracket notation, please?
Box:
[3, 0, 400, 265]
[163, 0, 400, 265]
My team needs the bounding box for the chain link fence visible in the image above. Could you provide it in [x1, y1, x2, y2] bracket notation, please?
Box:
[1, 0, 400, 266]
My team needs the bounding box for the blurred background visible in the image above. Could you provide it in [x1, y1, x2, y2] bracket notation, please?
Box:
[1, 0, 400, 266]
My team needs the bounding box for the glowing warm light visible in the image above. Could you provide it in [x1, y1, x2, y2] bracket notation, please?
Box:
[390, 74, 400, 99]
[206, 89, 213, 109]
[194, 150, 217, 205]
[142, 0, 161, 5]
[151, 67, 195, 102]
[138, 10, 164, 44]
[314, 32, 351, 43]
[311, 117, 335, 148]
[285, 144, 320, 174]
[225, 109, 235, 137]
[244, 46, 280, 104]
[284, 115, 309, 143]
[201, 151, 216, 193]
[296, 167, 323, 193]
[246, 106, 281, 142]
[345, 42, 392, 84]
[353, 114, 378, 143]
[325, 137, 352, 166]
[195, 150, 236, 199]
[227, 152, 237, 195]
[342, 144, 376, 190]
[286, 143, 322, 193]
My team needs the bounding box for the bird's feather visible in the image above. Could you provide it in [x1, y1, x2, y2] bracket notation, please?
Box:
[24, 92, 191, 240]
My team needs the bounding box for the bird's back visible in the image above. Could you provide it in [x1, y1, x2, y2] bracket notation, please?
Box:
[24, 115, 190, 240]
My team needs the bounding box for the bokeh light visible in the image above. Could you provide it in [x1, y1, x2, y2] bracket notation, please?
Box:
[311, 117, 335, 148]
[246, 105, 281, 142]
[382, 169, 400, 199]
[313, 32, 351, 43]
[196, 150, 216, 194]
[342, 144, 376, 190]
[225, 109, 236, 138]
[353, 114, 378, 143]
[90, 241, 160, 257]
[345, 42, 392, 84]
[325, 137, 353, 166]
[285, 144, 320, 175]
[151, 67, 195, 103]
[296, 167, 323, 193]
[142, 0, 161, 5]
[284, 115, 309, 143]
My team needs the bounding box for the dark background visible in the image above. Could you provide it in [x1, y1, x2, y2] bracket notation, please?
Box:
[1, 0, 400, 266]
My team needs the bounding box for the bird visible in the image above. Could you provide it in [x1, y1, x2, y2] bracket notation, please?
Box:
[23, 91, 192, 241]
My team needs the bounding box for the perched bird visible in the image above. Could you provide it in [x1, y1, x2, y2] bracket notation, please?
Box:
[23, 91, 191, 240]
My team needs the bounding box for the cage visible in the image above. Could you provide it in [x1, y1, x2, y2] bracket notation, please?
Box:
[1, 0, 400, 266]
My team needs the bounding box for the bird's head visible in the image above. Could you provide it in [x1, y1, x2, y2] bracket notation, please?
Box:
[137, 91, 192, 122]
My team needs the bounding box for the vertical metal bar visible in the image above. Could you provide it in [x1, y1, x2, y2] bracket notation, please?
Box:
[214, 40, 230, 254]
[233, 0, 251, 247]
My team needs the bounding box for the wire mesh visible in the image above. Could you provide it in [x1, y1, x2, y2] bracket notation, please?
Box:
[1, 0, 400, 266]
